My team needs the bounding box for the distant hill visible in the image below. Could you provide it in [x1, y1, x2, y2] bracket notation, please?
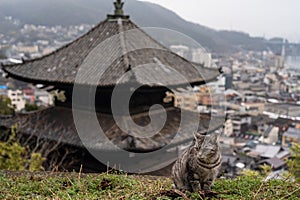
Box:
[0, 0, 284, 53]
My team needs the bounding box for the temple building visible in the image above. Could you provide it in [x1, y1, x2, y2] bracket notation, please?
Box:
[0, 0, 223, 173]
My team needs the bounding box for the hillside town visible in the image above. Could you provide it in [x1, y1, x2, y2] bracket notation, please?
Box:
[169, 45, 300, 178]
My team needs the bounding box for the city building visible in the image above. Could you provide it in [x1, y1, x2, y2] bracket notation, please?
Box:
[7, 89, 26, 111]
[35, 90, 53, 106]
[259, 126, 279, 145]
[223, 118, 233, 137]
[170, 45, 190, 60]
[13, 45, 39, 54]
[22, 88, 35, 104]
[282, 128, 300, 147]
[230, 114, 252, 136]
[264, 103, 300, 120]
[192, 48, 212, 67]
[280, 80, 300, 94]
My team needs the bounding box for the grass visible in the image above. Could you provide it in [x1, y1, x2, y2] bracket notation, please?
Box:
[0, 171, 299, 200]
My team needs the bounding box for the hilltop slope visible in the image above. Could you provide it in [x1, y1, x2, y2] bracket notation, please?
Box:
[0, 0, 274, 53]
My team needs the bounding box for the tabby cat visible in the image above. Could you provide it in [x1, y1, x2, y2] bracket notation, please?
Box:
[172, 132, 221, 192]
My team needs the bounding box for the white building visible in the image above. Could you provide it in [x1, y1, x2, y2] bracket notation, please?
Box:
[259, 126, 279, 145]
[7, 89, 26, 111]
[170, 45, 190, 60]
[35, 90, 54, 106]
[224, 118, 234, 137]
[207, 76, 226, 94]
[192, 48, 212, 67]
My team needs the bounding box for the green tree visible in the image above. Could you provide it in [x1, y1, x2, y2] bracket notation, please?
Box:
[25, 103, 39, 112]
[0, 95, 14, 115]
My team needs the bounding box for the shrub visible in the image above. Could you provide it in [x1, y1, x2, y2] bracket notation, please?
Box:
[287, 142, 300, 182]
[0, 95, 14, 115]
[25, 103, 39, 112]
[240, 169, 260, 177]
[0, 125, 45, 171]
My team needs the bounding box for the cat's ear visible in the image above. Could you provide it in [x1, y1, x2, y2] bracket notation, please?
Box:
[193, 131, 205, 141]
[194, 131, 203, 138]
[193, 132, 200, 141]
[210, 134, 219, 142]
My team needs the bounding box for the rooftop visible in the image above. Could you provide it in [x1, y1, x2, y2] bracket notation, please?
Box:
[0, 107, 224, 152]
[259, 157, 286, 169]
[252, 144, 281, 159]
[283, 128, 300, 139]
[264, 103, 300, 119]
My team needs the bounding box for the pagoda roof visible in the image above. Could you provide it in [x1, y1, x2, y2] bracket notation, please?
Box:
[0, 107, 224, 152]
[2, 3, 219, 87]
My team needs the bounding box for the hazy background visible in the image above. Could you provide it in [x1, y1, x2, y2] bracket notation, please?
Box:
[140, 0, 299, 43]
[0, 0, 299, 54]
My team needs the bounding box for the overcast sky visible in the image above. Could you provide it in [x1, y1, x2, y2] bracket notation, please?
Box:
[140, 0, 299, 42]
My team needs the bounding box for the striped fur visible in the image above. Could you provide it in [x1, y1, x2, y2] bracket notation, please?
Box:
[172, 133, 221, 192]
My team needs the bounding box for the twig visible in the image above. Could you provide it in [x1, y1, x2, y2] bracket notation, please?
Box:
[106, 161, 110, 175]
[173, 189, 191, 200]
[78, 164, 83, 192]
[279, 187, 300, 200]
[253, 179, 265, 200]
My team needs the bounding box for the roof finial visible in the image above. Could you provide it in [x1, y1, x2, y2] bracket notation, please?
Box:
[107, 0, 129, 20]
[114, 0, 124, 16]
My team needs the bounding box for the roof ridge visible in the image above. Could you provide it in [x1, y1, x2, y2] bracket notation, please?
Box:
[117, 18, 133, 76]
